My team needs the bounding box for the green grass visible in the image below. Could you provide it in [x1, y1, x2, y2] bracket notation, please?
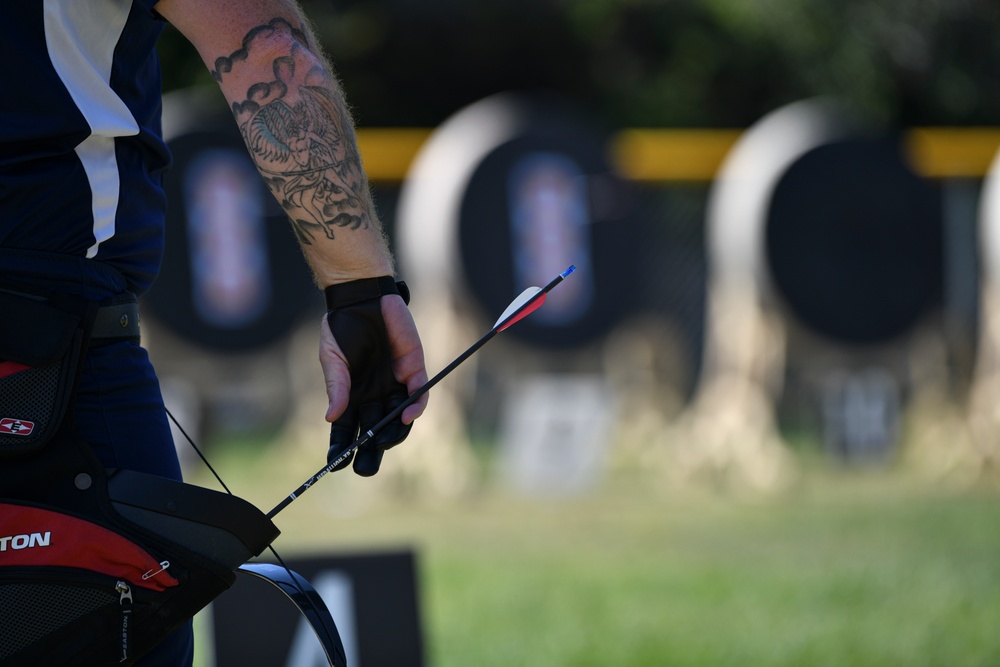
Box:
[190, 445, 1000, 667]
[419, 484, 1000, 666]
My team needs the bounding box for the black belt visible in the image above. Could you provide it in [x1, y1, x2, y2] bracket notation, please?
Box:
[91, 296, 140, 342]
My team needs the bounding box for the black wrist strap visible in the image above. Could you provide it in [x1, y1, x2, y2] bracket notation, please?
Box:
[323, 276, 410, 310]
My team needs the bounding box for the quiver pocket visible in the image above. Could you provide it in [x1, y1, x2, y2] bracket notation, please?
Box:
[0, 503, 181, 666]
[0, 473, 280, 666]
[0, 287, 87, 458]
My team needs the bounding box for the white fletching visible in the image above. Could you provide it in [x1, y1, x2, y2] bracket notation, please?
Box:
[494, 287, 543, 329]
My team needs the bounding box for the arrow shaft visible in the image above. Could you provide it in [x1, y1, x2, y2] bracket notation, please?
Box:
[266, 327, 501, 518]
[267, 265, 575, 519]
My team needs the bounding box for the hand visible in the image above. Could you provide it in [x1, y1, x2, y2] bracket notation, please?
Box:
[320, 278, 428, 476]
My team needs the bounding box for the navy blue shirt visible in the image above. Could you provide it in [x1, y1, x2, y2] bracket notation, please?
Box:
[0, 0, 171, 295]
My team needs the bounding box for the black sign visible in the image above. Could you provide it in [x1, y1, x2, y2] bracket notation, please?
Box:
[212, 551, 424, 667]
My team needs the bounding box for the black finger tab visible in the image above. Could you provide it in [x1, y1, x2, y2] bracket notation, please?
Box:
[328, 419, 359, 471]
[353, 445, 384, 477]
[323, 275, 414, 476]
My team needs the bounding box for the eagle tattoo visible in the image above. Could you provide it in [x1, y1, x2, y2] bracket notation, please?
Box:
[242, 85, 368, 244]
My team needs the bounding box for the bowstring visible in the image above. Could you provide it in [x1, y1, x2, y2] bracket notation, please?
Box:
[165, 407, 232, 495]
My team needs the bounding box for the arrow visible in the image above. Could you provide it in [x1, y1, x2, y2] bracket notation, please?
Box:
[267, 265, 576, 518]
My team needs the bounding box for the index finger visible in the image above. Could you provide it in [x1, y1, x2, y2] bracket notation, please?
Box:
[381, 295, 429, 424]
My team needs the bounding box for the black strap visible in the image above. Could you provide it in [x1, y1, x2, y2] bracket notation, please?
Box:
[91, 297, 140, 340]
[323, 276, 409, 311]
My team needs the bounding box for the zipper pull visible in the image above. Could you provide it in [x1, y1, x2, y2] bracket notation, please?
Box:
[117, 581, 133, 663]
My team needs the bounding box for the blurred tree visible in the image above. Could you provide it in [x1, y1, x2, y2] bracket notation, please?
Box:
[157, 0, 1000, 128]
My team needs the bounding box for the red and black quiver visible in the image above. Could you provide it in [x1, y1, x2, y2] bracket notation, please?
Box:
[0, 284, 281, 666]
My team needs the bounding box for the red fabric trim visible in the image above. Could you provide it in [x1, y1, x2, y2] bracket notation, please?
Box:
[0, 361, 31, 380]
[0, 504, 178, 591]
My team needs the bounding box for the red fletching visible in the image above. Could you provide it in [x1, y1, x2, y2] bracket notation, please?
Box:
[494, 287, 545, 331]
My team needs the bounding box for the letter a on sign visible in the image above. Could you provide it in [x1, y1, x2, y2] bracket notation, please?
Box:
[285, 571, 359, 667]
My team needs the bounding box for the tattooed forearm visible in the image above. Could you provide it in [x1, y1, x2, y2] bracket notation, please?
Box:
[212, 18, 376, 245]
[242, 81, 370, 245]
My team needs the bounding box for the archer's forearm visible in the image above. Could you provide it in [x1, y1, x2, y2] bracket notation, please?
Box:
[157, 1, 394, 285]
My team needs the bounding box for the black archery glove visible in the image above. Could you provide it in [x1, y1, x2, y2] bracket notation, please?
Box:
[324, 276, 412, 476]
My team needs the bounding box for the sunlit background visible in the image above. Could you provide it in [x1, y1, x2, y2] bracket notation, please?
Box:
[147, 2, 1000, 665]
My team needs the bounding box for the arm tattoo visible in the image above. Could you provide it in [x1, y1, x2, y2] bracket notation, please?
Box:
[212, 18, 372, 245]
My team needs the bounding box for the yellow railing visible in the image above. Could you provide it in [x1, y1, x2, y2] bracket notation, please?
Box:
[356, 127, 1000, 183]
[905, 128, 1000, 179]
